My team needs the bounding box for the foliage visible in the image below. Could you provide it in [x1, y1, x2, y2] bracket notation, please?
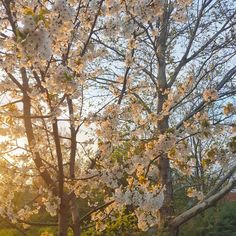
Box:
[0, 0, 235, 235]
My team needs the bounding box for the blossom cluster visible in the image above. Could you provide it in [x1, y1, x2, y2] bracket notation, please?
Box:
[203, 89, 218, 102]
[44, 65, 78, 95]
[19, 0, 74, 61]
[114, 185, 165, 231]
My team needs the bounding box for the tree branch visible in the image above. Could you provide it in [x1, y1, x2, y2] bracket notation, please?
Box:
[171, 172, 236, 228]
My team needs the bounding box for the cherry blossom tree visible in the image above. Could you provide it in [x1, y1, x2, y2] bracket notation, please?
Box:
[0, 0, 235, 235]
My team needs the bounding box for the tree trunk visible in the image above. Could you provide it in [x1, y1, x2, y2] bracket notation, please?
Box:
[58, 199, 70, 236]
[67, 97, 81, 235]
[156, 0, 174, 228]
[157, 119, 174, 230]
[156, 90, 174, 229]
[158, 153, 174, 224]
[71, 195, 81, 236]
[157, 101, 174, 231]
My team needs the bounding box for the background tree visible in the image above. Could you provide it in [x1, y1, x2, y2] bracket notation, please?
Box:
[0, 0, 235, 236]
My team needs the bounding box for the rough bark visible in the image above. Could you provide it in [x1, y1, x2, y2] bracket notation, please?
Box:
[67, 97, 81, 235]
[157, 152, 174, 226]
[156, 1, 174, 231]
[58, 197, 70, 236]
[70, 194, 81, 236]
